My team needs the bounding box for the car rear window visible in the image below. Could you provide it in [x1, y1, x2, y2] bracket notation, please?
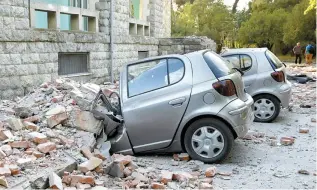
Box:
[265, 50, 283, 69]
[203, 51, 235, 78]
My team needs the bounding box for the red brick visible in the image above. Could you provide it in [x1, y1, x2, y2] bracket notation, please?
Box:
[37, 142, 56, 153]
[127, 179, 140, 188]
[93, 149, 106, 161]
[94, 165, 104, 174]
[23, 115, 40, 124]
[151, 182, 165, 189]
[205, 166, 217, 177]
[29, 132, 48, 144]
[0, 167, 11, 176]
[0, 176, 8, 188]
[0, 130, 13, 141]
[160, 170, 173, 185]
[81, 147, 94, 159]
[78, 157, 102, 173]
[23, 121, 40, 131]
[67, 175, 95, 186]
[9, 141, 30, 149]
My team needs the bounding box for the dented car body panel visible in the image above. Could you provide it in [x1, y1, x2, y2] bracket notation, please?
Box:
[109, 50, 254, 162]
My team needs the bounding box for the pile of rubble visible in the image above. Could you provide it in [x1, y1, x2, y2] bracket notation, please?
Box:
[287, 65, 316, 112]
[0, 78, 218, 189]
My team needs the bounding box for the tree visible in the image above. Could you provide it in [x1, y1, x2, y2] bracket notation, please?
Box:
[305, 0, 316, 14]
[238, 8, 288, 50]
[283, 0, 316, 45]
[175, 0, 195, 7]
[232, 0, 239, 13]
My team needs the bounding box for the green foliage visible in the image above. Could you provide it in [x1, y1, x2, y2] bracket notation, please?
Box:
[172, 0, 234, 44]
[305, 0, 316, 14]
[283, 0, 316, 45]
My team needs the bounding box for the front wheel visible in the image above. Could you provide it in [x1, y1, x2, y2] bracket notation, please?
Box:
[184, 118, 234, 164]
[253, 94, 280, 123]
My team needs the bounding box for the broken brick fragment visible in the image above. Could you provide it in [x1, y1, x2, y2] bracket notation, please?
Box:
[9, 141, 30, 149]
[151, 182, 165, 189]
[113, 154, 132, 166]
[64, 175, 95, 186]
[23, 115, 40, 124]
[173, 154, 180, 161]
[81, 147, 94, 159]
[6, 118, 24, 131]
[29, 132, 48, 144]
[94, 149, 106, 161]
[78, 157, 102, 173]
[45, 106, 68, 128]
[6, 164, 20, 175]
[280, 137, 295, 146]
[205, 166, 217, 177]
[160, 170, 173, 185]
[37, 142, 56, 153]
[23, 121, 40, 131]
[172, 172, 193, 182]
[123, 167, 132, 177]
[178, 153, 190, 161]
[299, 127, 309, 134]
[51, 95, 64, 103]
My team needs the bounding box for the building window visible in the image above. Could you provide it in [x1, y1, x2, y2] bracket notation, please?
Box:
[58, 53, 89, 75]
[35, 10, 56, 29]
[60, 13, 71, 30]
[83, 16, 96, 32]
[138, 51, 149, 60]
[130, 0, 140, 19]
[32, 0, 88, 9]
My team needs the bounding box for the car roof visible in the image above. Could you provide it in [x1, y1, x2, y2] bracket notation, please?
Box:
[221, 48, 268, 55]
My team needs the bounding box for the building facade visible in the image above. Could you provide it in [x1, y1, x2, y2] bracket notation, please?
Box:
[0, 0, 215, 99]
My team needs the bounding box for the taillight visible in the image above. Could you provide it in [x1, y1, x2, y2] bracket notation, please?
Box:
[271, 71, 285, 82]
[212, 80, 237, 96]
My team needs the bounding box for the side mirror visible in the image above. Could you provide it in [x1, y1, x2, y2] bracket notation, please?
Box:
[233, 68, 244, 76]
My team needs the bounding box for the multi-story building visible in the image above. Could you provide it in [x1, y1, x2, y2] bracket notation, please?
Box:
[0, 0, 215, 99]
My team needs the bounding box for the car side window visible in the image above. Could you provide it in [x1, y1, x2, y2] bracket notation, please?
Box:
[240, 55, 252, 71]
[223, 55, 240, 69]
[168, 58, 184, 85]
[128, 59, 168, 97]
[223, 54, 252, 72]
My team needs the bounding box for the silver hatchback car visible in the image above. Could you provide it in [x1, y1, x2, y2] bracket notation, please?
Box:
[97, 50, 254, 163]
[221, 48, 292, 122]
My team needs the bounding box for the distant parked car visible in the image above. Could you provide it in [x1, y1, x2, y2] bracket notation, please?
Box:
[94, 50, 254, 163]
[221, 48, 292, 123]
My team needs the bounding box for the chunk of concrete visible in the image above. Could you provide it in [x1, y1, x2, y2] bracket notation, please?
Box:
[78, 157, 103, 173]
[69, 109, 103, 134]
[0, 176, 8, 188]
[6, 118, 24, 131]
[45, 106, 68, 128]
[0, 130, 13, 141]
[49, 172, 63, 190]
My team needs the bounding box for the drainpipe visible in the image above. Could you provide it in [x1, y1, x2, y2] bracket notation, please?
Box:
[110, 0, 114, 83]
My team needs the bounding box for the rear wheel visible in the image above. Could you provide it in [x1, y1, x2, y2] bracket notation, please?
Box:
[184, 118, 234, 164]
[253, 94, 280, 123]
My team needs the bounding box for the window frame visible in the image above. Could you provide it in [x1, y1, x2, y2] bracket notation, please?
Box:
[58, 52, 89, 76]
[127, 57, 186, 98]
[222, 54, 253, 72]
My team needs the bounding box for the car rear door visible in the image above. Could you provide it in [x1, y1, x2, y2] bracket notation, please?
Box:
[222, 53, 258, 93]
[120, 56, 193, 152]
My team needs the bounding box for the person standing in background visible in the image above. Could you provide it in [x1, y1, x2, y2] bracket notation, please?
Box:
[305, 42, 314, 65]
[293, 42, 302, 64]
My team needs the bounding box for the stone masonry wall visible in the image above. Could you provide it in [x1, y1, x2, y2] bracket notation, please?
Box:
[158, 36, 217, 55]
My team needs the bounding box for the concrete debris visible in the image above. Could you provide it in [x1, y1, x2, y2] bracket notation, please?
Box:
[49, 172, 63, 190]
[78, 157, 103, 173]
[0, 176, 8, 188]
[45, 106, 68, 128]
[280, 137, 295, 146]
[161, 170, 173, 185]
[6, 118, 24, 131]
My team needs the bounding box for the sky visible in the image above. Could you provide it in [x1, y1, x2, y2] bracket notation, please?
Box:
[223, 0, 252, 11]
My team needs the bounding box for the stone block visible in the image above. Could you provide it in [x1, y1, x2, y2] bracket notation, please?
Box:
[78, 157, 103, 173]
[45, 106, 68, 128]
[69, 109, 102, 134]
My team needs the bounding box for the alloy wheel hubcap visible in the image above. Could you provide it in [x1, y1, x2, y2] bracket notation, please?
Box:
[254, 98, 275, 119]
[191, 126, 224, 158]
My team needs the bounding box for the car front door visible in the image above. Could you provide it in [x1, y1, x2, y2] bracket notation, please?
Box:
[120, 56, 193, 152]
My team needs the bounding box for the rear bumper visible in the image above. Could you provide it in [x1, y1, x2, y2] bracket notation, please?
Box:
[217, 94, 254, 138]
[277, 81, 292, 108]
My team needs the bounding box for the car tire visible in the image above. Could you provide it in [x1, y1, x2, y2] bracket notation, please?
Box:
[184, 118, 234, 164]
[253, 94, 280, 123]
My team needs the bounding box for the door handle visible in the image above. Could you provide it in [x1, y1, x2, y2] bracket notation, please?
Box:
[169, 97, 186, 106]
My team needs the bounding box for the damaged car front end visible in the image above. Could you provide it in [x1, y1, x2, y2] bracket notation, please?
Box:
[90, 50, 254, 163]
